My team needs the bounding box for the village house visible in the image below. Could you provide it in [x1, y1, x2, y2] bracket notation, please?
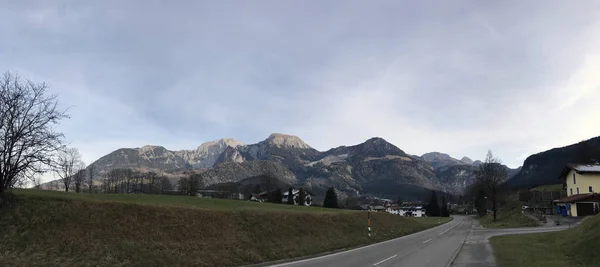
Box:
[399, 205, 427, 217]
[282, 189, 314, 206]
[554, 163, 600, 217]
[369, 205, 386, 212]
[249, 191, 270, 202]
[385, 204, 426, 217]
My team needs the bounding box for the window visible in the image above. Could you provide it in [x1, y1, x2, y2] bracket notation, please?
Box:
[577, 187, 580, 194]
[590, 186, 594, 193]
[570, 188, 573, 195]
[573, 173, 576, 184]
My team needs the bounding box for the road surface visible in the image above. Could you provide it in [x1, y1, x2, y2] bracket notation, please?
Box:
[268, 216, 473, 267]
[451, 221, 575, 267]
[265, 215, 575, 267]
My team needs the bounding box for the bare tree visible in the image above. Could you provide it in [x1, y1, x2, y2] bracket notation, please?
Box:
[54, 147, 82, 192]
[0, 72, 68, 204]
[88, 164, 95, 193]
[73, 161, 86, 193]
[125, 169, 132, 193]
[106, 169, 117, 193]
[179, 172, 203, 196]
[102, 175, 111, 194]
[474, 150, 508, 222]
[178, 177, 190, 195]
[138, 171, 145, 192]
[147, 171, 157, 194]
[49, 180, 60, 191]
[159, 175, 172, 193]
[31, 175, 43, 189]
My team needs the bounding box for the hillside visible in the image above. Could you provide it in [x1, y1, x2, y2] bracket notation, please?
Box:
[0, 190, 449, 267]
[200, 160, 297, 186]
[419, 152, 520, 196]
[505, 136, 600, 190]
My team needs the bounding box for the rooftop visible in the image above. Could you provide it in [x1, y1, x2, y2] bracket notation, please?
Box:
[568, 163, 600, 173]
[554, 193, 600, 203]
[560, 163, 600, 179]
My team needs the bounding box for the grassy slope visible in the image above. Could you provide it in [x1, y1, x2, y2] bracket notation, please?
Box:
[0, 190, 450, 267]
[530, 184, 563, 192]
[491, 214, 600, 267]
[479, 200, 539, 228]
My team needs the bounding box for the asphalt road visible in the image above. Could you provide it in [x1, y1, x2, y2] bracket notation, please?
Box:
[268, 215, 473, 267]
[266, 215, 576, 267]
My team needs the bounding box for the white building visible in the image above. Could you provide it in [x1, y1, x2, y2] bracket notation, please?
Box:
[387, 205, 426, 217]
[282, 189, 313, 206]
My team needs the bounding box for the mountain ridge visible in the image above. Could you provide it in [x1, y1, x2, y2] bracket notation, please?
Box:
[87, 134, 469, 200]
[80, 133, 523, 200]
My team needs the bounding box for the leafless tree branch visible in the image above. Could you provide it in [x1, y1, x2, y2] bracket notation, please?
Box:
[0, 72, 68, 204]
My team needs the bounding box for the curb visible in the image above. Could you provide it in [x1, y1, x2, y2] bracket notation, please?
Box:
[445, 217, 473, 267]
[445, 239, 466, 267]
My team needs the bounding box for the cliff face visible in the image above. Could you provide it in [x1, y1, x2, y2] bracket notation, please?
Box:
[89, 139, 244, 175]
[176, 138, 245, 168]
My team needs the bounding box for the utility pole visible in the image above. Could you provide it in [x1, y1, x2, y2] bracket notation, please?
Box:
[368, 211, 371, 237]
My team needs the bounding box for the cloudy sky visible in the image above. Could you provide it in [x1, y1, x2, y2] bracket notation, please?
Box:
[1, 0, 599, 170]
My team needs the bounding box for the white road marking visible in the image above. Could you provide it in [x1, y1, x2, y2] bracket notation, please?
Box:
[268, 217, 457, 267]
[372, 254, 398, 266]
[438, 223, 459, 236]
[423, 238, 432, 243]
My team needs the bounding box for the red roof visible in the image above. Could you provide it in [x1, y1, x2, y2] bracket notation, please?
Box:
[554, 193, 600, 203]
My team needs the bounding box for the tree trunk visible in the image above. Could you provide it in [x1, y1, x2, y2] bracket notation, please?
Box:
[0, 188, 5, 208]
[492, 196, 497, 221]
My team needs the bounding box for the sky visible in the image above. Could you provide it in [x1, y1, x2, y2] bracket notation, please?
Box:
[1, 0, 600, 173]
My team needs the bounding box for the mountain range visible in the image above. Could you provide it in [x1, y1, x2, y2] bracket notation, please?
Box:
[86, 133, 521, 201]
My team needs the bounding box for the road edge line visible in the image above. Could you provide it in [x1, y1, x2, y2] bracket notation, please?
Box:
[245, 217, 455, 267]
[445, 217, 473, 267]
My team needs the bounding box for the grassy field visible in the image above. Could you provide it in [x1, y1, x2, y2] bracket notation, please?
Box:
[479, 200, 539, 228]
[10, 189, 349, 213]
[0, 189, 450, 267]
[491, 214, 600, 267]
[530, 184, 564, 192]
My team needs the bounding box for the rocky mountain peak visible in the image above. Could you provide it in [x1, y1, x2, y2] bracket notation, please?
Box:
[138, 145, 169, 154]
[196, 138, 244, 151]
[421, 152, 453, 162]
[265, 133, 312, 149]
[460, 156, 474, 165]
[352, 137, 407, 158]
[421, 152, 467, 169]
[178, 138, 245, 168]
